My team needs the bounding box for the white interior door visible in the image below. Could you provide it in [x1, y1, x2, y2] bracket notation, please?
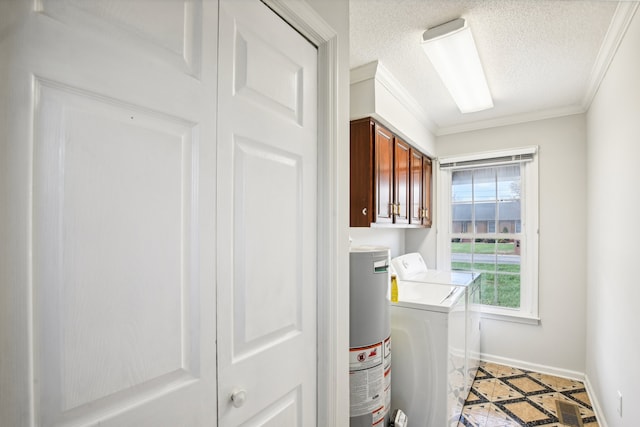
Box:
[1, 1, 218, 425]
[216, 0, 318, 425]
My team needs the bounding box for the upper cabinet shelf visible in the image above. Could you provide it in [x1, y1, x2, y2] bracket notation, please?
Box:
[350, 117, 432, 228]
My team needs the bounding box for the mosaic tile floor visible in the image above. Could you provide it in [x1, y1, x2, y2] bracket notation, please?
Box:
[458, 362, 598, 427]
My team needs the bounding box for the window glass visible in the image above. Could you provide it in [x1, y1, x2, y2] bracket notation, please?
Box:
[452, 170, 472, 234]
[497, 165, 520, 234]
[450, 165, 522, 309]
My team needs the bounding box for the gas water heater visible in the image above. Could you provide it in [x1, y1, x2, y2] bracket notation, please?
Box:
[349, 247, 391, 427]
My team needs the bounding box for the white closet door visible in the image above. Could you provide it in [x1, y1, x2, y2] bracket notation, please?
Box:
[216, 0, 318, 425]
[1, 1, 218, 425]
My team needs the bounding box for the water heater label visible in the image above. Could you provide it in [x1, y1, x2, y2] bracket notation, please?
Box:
[349, 341, 384, 420]
[349, 365, 383, 419]
[349, 342, 383, 371]
[349, 340, 390, 425]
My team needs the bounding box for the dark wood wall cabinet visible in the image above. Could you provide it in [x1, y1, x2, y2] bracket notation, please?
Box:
[350, 117, 432, 228]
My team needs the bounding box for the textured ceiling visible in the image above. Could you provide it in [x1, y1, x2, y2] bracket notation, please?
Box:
[350, 0, 628, 134]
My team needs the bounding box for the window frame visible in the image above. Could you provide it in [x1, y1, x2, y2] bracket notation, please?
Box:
[436, 147, 539, 324]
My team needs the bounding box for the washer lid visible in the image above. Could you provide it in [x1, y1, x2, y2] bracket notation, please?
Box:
[392, 281, 465, 313]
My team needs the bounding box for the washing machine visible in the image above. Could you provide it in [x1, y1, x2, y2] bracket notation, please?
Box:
[389, 253, 480, 427]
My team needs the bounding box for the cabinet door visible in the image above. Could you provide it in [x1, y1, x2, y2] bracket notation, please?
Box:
[423, 156, 433, 227]
[410, 149, 424, 225]
[375, 124, 394, 224]
[394, 138, 410, 225]
[349, 119, 375, 227]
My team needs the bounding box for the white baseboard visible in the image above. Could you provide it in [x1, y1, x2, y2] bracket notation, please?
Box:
[480, 354, 608, 427]
[584, 374, 608, 427]
[480, 353, 584, 381]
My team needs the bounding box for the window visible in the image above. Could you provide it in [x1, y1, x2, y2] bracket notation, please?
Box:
[437, 147, 539, 322]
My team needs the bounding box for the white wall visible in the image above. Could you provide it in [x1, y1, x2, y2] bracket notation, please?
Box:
[349, 226, 437, 267]
[585, 7, 640, 427]
[350, 228, 405, 258]
[405, 227, 438, 269]
[437, 114, 588, 376]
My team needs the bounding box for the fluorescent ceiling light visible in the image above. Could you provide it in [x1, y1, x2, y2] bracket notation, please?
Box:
[421, 18, 493, 114]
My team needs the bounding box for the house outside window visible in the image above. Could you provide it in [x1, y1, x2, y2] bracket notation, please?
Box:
[437, 147, 539, 322]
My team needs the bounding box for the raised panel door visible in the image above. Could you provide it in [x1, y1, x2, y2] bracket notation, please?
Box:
[374, 124, 394, 224]
[217, 0, 318, 425]
[410, 149, 424, 225]
[423, 156, 433, 227]
[1, 1, 219, 425]
[349, 119, 375, 227]
[394, 138, 410, 225]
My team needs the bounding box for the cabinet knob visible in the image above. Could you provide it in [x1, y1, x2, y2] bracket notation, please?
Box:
[362, 207, 367, 216]
[230, 389, 247, 408]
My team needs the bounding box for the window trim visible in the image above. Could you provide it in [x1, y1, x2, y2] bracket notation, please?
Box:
[436, 147, 539, 323]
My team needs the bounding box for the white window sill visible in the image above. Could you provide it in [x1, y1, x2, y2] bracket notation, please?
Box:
[480, 308, 540, 325]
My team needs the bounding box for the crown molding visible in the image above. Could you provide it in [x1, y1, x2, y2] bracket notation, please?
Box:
[436, 105, 586, 136]
[349, 61, 378, 84]
[581, 1, 639, 110]
[374, 63, 438, 133]
[350, 60, 437, 133]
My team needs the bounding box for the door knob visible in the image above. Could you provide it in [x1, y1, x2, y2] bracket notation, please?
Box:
[230, 389, 247, 408]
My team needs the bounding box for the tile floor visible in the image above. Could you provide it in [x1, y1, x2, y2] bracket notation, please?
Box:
[458, 362, 598, 426]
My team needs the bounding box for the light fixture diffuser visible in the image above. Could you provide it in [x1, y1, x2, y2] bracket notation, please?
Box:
[422, 18, 493, 113]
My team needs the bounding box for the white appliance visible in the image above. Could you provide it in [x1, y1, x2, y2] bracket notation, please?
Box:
[389, 253, 481, 427]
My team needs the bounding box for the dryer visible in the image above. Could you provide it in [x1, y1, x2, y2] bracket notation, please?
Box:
[389, 253, 480, 427]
